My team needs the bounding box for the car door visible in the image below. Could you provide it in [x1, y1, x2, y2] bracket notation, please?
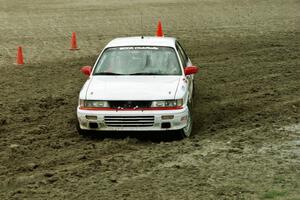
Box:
[175, 41, 193, 104]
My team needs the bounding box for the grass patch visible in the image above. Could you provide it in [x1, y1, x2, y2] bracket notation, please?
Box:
[262, 190, 287, 199]
[273, 176, 285, 184]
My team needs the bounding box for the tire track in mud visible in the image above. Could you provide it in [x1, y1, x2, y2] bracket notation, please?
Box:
[1, 32, 299, 199]
[1, 0, 300, 199]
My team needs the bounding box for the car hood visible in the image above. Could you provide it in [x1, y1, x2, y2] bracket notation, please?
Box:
[85, 76, 181, 100]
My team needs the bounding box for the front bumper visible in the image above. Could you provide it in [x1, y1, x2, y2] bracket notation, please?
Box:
[77, 106, 189, 131]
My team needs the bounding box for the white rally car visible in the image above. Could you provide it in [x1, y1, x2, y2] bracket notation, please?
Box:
[77, 36, 199, 137]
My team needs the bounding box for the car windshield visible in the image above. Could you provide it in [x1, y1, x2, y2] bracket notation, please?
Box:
[93, 46, 182, 75]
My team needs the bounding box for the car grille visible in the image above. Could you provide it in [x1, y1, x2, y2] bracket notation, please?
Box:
[108, 101, 152, 109]
[104, 116, 155, 127]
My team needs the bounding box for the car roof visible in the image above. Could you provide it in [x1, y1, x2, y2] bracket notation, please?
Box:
[105, 36, 177, 48]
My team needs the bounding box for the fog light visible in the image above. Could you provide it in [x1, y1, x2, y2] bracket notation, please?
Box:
[86, 115, 97, 120]
[161, 115, 174, 120]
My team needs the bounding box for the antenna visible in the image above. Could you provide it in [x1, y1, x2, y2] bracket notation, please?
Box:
[140, 12, 144, 38]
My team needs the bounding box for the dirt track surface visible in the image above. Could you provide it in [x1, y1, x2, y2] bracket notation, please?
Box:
[0, 0, 299, 199]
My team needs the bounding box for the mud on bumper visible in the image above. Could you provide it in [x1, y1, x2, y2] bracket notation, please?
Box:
[77, 107, 189, 131]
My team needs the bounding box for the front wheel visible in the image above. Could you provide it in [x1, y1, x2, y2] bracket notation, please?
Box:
[178, 106, 193, 138]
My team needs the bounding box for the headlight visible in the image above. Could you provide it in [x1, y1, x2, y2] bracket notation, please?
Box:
[151, 99, 183, 107]
[79, 100, 109, 108]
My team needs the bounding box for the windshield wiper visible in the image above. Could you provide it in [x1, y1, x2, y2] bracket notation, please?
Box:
[94, 72, 164, 76]
[94, 72, 124, 75]
[128, 72, 162, 75]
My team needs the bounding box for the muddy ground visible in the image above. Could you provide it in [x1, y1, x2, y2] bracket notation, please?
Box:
[0, 0, 299, 199]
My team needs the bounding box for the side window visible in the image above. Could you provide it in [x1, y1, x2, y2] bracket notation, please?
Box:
[176, 43, 186, 67]
[176, 42, 188, 67]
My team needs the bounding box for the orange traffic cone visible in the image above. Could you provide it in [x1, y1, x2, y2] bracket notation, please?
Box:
[156, 20, 164, 37]
[16, 46, 24, 65]
[70, 32, 79, 50]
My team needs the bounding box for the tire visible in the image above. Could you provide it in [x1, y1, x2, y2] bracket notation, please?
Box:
[178, 104, 193, 138]
[177, 83, 194, 138]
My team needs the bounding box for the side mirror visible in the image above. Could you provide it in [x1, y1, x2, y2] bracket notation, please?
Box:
[81, 66, 92, 76]
[184, 66, 199, 76]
